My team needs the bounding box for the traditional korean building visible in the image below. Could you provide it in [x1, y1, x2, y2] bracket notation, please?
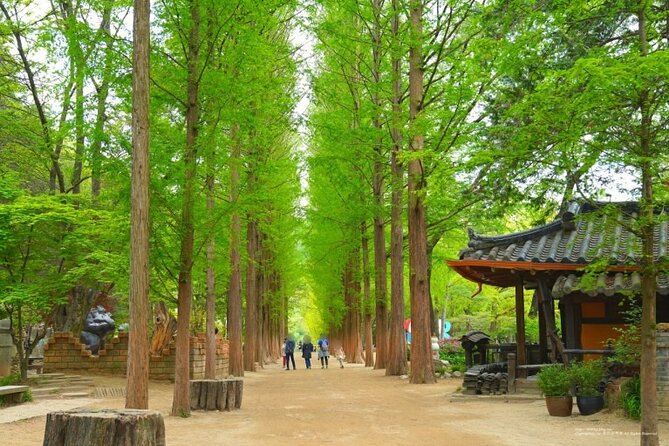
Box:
[447, 201, 669, 372]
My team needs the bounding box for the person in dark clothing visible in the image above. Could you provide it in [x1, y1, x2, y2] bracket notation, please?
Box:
[302, 335, 314, 369]
[285, 336, 296, 370]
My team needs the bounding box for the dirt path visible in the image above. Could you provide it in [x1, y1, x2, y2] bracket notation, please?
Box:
[2, 362, 666, 445]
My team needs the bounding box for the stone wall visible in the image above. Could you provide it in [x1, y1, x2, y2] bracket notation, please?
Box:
[43, 332, 229, 381]
[658, 327, 669, 421]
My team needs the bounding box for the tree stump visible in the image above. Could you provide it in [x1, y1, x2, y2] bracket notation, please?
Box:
[43, 408, 165, 446]
[150, 301, 177, 356]
[189, 378, 243, 411]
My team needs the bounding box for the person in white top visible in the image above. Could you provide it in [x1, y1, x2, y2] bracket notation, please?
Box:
[336, 346, 345, 368]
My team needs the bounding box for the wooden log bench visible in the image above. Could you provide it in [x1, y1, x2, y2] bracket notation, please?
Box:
[43, 408, 165, 446]
[190, 378, 243, 411]
[0, 385, 29, 404]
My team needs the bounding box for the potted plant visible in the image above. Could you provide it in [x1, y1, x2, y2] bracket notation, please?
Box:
[536, 364, 573, 417]
[571, 360, 605, 415]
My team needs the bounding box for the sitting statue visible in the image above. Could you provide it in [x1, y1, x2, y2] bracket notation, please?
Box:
[80, 306, 115, 355]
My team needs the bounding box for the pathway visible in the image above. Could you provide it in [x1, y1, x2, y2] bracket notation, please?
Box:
[2, 362, 667, 445]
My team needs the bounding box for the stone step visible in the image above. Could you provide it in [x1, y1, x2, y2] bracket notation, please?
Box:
[61, 391, 93, 399]
[30, 387, 62, 397]
[68, 378, 95, 385]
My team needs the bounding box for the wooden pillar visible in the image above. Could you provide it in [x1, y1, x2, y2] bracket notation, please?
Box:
[538, 292, 547, 363]
[564, 300, 578, 352]
[515, 278, 526, 378]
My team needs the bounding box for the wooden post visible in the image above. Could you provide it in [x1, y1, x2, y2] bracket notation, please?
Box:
[507, 352, 517, 394]
[43, 409, 165, 446]
[564, 300, 579, 360]
[515, 279, 526, 378]
[538, 292, 548, 363]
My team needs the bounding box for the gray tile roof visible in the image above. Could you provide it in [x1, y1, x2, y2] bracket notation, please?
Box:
[552, 272, 669, 298]
[461, 201, 669, 265]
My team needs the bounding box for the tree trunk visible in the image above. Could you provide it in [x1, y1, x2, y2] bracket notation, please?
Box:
[386, 0, 408, 377]
[171, 0, 200, 416]
[361, 223, 375, 367]
[91, 4, 113, 201]
[637, 5, 658, 445]
[227, 122, 244, 378]
[204, 149, 216, 379]
[407, 0, 435, 385]
[245, 219, 258, 372]
[126, 0, 151, 410]
[71, 59, 84, 194]
[43, 409, 165, 446]
[370, 0, 388, 371]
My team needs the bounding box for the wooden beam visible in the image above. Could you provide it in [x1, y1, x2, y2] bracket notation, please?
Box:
[537, 277, 568, 365]
[515, 278, 526, 377]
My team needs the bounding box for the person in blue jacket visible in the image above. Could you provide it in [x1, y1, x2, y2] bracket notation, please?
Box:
[317, 335, 330, 369]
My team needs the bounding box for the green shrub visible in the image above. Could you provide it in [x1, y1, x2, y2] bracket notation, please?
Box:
[620, 375, 641, 420]
[571, 360, 605, 397]
[0, 373, 20, 386]
[438, 340, 466, 372]
[537, 364, 572, 397]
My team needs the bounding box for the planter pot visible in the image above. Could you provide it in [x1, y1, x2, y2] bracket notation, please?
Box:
[577, 395, 604, 416]
[545, 396, 573, 417]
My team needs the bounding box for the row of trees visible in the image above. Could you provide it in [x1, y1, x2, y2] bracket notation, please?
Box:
[1, 0, 303, 417]
[304, 1, 667, 444]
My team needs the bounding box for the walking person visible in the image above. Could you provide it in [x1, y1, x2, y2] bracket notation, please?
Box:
[302, 335, 314, 369]
[318, 334, 330, 368]
[336, 346, 345, 368]
[285, 335, 296, 370]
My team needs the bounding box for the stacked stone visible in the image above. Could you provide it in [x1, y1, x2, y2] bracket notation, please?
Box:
[657, 328, 669, 421]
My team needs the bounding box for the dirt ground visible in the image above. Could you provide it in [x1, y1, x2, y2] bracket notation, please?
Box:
[2, 361, 667, 445]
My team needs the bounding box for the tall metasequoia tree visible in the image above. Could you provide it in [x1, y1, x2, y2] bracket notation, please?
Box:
[637, 5, 657, 444]
[172, 0, 201, 417]
[407, 0, 435, 384]
[126, 0, 151, 410]
[386, 0, 407, 376]
[204, 128, 217, 379]
[370, 0, 388, 371]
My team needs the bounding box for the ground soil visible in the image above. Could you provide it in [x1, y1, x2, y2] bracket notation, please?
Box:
[2, 361, 666, 445]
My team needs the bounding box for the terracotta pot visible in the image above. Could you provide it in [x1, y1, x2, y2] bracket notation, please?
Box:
[545, 396, 573, 417]
[577, 395, 604, 415]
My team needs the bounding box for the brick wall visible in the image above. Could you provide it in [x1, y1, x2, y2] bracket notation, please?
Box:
[43, 332, 229, 381]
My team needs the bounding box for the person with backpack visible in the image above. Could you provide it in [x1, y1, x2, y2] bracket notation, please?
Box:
[285, 335, 296, 370]
[301, 335, 314, 369]
[317, 335, 330, 368]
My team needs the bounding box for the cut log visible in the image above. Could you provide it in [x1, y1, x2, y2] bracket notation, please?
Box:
[189, 378, 243, 411]
[215, 380, 228, 410]
[189, 380, 201, 410]
[225, 379, 236, 411]
[43, 408, 165, 446]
